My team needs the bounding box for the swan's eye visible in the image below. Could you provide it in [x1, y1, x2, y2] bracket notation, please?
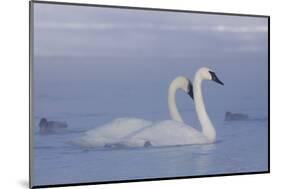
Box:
[209, 71, 224, 85]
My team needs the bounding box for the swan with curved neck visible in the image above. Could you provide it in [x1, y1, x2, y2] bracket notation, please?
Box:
[168, 76, 193, 123]
[194, 67, 223, 142]
[121, 67, 224, 147]
[75, 76, 194, 148]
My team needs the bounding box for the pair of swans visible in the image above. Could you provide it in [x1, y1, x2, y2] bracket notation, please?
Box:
[76, 67, 224, 148]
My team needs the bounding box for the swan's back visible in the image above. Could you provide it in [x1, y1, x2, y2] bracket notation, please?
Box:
[76, 118, 152, 147]
[122, 120, 209, 147]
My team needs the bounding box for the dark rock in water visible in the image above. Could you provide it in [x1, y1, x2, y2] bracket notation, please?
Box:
[144, 140, 152, 147]
[225, 112, 249, 121]
[39, 118, 68, 135]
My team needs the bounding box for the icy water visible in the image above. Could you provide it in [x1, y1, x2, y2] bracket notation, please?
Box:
[32, 57, 268, 186]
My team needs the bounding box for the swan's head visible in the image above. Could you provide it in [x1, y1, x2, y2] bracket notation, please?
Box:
[198, 67, 224, 85]
[171, 76, 193, 99]
[39, 118, 48, 128]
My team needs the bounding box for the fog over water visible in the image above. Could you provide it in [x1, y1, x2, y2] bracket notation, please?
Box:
[32, 3, 268, 186]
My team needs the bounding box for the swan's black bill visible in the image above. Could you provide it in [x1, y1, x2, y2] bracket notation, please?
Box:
[209, 71, 224, 85]
[187, 83, 194, 100]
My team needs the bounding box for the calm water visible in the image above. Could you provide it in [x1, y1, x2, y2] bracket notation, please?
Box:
[32, 56, 268, 186]
[32, 109, 268, 186]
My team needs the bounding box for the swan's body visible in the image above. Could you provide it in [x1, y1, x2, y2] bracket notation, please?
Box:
[75, 76, 193, 148]
[75, 118, 152, 147]
[119, 67, 223, 147]
[119, 120, 208, 147]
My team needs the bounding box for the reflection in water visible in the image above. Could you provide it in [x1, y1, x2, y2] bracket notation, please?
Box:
[33, 118, 268, 186]
[195, 144, 217, 175]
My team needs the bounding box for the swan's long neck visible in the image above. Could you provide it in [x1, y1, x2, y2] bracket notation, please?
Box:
[194, 73, 216, 142]
[168, 81, 184, 123]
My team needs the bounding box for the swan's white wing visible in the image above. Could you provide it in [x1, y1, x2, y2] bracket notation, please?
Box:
[75, 118, 152, 147]
[121, 120, 209, 147]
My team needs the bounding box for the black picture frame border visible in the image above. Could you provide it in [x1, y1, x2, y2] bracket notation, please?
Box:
[29, 1, 270, 188]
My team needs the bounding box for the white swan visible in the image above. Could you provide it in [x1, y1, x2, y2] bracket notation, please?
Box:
[75, 76, 194, 148]
[120, 67, 224, 147]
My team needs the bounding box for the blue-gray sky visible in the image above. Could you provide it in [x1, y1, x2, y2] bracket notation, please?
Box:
[33, 3, 268, 121]
[34, 3, 268, 60]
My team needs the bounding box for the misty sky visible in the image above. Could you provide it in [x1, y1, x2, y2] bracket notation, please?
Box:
[33, 3, 268, 121]
[33, 3, 268, 59]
